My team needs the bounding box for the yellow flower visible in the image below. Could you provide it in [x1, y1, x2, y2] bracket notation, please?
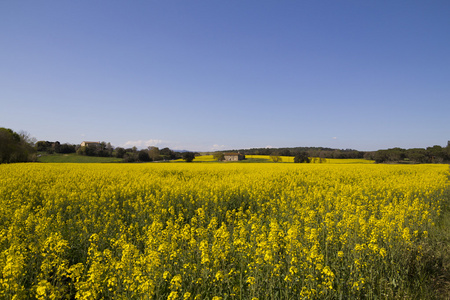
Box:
[2, 161, 448, 298]
[170, 274, 182, 290]
[215, 271, 224, 282]
[163, 271, 171, 280]
[246, 276, 256, 285]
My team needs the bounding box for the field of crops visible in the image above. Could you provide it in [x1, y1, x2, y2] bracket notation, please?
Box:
[188, 155, 374, 164]
[1, 163, 449, 299]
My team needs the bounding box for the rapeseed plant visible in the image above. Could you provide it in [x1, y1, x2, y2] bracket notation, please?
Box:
[0, 163, 448, 298]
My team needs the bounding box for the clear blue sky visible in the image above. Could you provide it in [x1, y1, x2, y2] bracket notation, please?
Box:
[1, 1, 449, 151]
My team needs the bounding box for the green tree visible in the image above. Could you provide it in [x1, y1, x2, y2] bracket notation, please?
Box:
[427, 145, 448, 163]
[270, 155, 282, 162]
[279, 149, 291, 156]
[115, 147, 126, 158]
[85, 144, 98, 156]
[0, 128, 35, 163]
[182, 152, 195, 162]
[53, 141, 61, 153]
[148, 146, 161, 161]
[373, 150, 389, 163]
[160, 147, 177, 160]
[213, 152, 225, 161]
[387, 148, 406, 162]
[36, 141, 52, 152]
[58, 143, 76, 154]
[293, 151, 310, 163]
[123, 152, 137, 162]
[138, 150, 151, 162]
[407, 148, 430, 163]
[97, 141, 111, 157]
[106, 142, 114, 156]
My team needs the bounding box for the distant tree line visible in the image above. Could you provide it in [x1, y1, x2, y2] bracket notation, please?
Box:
[0, 127, 36, 163]
[272, 151, 316, 163]
[216, 144, 450, 164]
[36, 139, 186, 163]
[219, 147, 365, 159]
[364, 145, 450, 164]
[76, 142, 114, 157]
[293, 151, 311, 163]
[117, 146, 183, 163]
[36, 141, 77, 154]
[2, 126, 449, 165]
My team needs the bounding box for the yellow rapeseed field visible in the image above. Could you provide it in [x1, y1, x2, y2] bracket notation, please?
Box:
[0, 163, 448, 299]
[220, 155, 374, 163]
[180, 155, 373, 163]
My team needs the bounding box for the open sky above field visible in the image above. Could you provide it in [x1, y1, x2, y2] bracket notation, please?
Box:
[1, 1, 449, 151]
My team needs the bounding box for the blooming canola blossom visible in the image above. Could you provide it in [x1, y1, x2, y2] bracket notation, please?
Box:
[0, 163, 448, 299]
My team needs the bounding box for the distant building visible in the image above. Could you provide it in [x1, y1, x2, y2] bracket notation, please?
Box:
[81, 141, 100, 147]
[223, 152, 245, 161]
